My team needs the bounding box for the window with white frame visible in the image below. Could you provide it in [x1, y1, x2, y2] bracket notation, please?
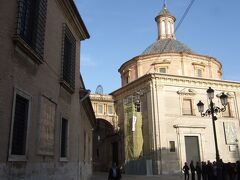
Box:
[182, 99, 194, 115]
[60, 118, 68, 159]
[9, 90, 31, 160]
[159, 67, 167, 73]
[195, 68, 204, 78]
[222, 102, 233, 117]
[97, 104, 103, 114]
[108, 105, 113, 115]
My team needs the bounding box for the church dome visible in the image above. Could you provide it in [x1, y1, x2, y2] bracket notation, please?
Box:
[142, 39, 193, 55]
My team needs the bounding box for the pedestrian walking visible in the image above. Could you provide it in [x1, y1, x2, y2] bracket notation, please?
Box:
[226, 162, 235, 180]
[108, 162, 122, 180]
[196, 162, 202, 180]
[190, 161, 196, 180]
[206, 161, 213, 180]
[183, 162, 190, 180]
[212, 161, 217, 180]
[236, 161, 240, 180]
[201, 162, 207, 180]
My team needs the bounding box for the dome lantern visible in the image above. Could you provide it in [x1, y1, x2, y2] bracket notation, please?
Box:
[155, 2, 176, 40]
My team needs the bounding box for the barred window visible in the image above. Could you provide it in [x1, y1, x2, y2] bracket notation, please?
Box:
[61, 24, 76, 92]
[60, 118, 68, 158]
[134, 101, 141, 112]
[11, 93, 30, 156]
[16, 0, 47, 60]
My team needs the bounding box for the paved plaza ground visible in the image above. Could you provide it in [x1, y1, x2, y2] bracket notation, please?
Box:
[89, 172, 183, 180]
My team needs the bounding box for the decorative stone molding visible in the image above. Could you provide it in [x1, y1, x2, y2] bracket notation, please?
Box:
[177, 88, 197, 96]
[173, 124, 206, 129]
[112, 73, 240, 99]
[151, 59, 171, 65]
[192, 62, 206, 67]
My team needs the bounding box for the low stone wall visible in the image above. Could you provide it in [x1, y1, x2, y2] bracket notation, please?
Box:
[124, 159, 153, 175]
[0, 162, 92, 180]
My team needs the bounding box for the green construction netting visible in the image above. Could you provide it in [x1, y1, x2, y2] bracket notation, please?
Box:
[124, 103, 143, 161]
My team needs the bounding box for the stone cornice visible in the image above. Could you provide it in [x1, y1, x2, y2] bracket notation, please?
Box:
[90, 94, 115, 102]
[110, 74, 152, 97]
[155, 14, 176, 22]
[192, 62, 206, 67]
[177, 88, 197, 96]
[173, 124, 206, 129]
[111, 73, 240, 97]
[56, 0, 90, 40]
[118, 52, 222, 74]
[151, 59, 171, 65]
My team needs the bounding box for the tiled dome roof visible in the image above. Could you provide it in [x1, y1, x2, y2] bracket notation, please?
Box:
[142, 39, 193, 55]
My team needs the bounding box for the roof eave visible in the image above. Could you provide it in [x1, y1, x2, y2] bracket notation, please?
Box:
[58, 0, 90, 40]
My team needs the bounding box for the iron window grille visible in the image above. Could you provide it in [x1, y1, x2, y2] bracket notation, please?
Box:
[16, 0, 47, 62]
[11, 94, 29, 155]
[134, 101, 141, 112]
[60, 118, 68, 158]
[61, 24, 76, 93]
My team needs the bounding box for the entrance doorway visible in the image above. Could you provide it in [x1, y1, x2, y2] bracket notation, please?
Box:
[185, 136, 200, 164]
[112, 142, 118, 165]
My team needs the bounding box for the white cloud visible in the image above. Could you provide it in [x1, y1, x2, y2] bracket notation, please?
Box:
[81, 54, 97, 67]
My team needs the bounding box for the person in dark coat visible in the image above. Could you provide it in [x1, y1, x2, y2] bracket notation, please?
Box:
[183, 162, 190, 180]
[236, 161, 240, 180]
[212, 161, 217, 180]
[190, 161, 196, 180]
[201, 161, 207, 180]
[196, 162, 202, 180]
[217, 159, 224, 180]
[226, 162, 235, 180]
[206, 161, 213, 180]
[108, 162, 121, 180]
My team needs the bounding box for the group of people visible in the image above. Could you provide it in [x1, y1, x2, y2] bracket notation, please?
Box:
[108, 162, 122, 180]
[183, 160, 240, 180]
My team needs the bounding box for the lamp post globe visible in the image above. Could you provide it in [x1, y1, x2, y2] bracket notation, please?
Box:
[207, 87, 214, 100]
[197, 87, 228, 162]
[220, 92, 228, 107]
[197, 101, 204, 114]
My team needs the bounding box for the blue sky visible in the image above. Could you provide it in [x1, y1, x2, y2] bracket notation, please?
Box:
[77, 0, 240, 94]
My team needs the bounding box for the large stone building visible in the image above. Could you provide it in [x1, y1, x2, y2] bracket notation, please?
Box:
[0, 0, 95, 179]
[91, 4, 240, 175]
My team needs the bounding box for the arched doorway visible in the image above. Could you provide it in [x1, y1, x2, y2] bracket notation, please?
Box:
[92, 118, 120, 171]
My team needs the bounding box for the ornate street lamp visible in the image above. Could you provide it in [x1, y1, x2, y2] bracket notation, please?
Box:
[197, 87, 228, 161]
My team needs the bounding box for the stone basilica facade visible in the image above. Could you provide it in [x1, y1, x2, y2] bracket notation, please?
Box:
[90, 4, 240, 174]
